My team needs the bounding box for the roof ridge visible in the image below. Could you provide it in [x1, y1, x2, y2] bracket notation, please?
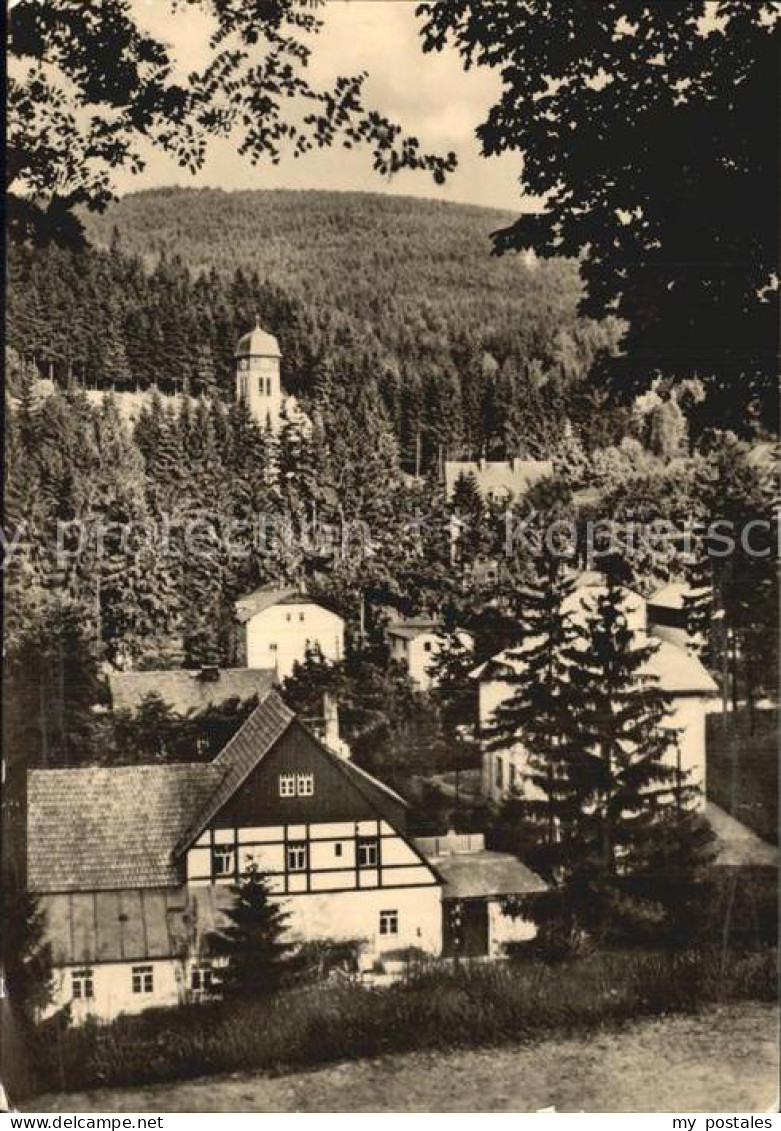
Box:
[174, 689, 295, 856]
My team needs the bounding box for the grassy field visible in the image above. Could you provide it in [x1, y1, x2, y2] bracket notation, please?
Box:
[26, 1002, 779, 1113]
[707, 709, 778, 844]
[13, 947, 776, 1101]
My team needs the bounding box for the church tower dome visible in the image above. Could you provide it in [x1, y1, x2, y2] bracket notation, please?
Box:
[234, 317, 283, 429]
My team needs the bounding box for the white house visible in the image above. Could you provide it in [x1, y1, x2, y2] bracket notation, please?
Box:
[28, 691, 442, 1024]
[235, 586, 345, 679]
[444, 457, 553, 504]
[386, 619, 474, 692]
[473, 580, 718, 808]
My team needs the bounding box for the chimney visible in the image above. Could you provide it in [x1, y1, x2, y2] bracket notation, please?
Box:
[323, 692, 350, 759]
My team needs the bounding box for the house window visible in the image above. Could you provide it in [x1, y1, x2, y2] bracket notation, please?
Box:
[297, 773, 314, 796]
[299, 612, 305, 622]
[423, 641, 432, 653]
[72, 969, 94, 1000]
[131, 965, 154, 994]
[357, 838, 379, 868]
[269, 643, 278, 652]
[279, 774, 296, 797]
[287, 842, 308, 872]
[495, 755, 504, 790]
[191, 964, 214, 994]
[509, 762, 517, 791]
[379, 909, 398, 936]
[334, 842, 343, 857]
[212, 845, 234, 878]
[286, 612, 292, 622]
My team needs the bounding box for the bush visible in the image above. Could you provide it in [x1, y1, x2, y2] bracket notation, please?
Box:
[18, 946, 777, 1100]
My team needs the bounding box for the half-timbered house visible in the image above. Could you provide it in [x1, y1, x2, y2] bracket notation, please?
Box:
[28, 691, 442, 1023]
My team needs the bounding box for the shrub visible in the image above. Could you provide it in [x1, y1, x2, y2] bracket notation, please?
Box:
[18, 945, 776, 1100]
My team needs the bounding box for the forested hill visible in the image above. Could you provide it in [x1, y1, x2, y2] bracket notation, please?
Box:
[86, 187, 520, 297]
[8, 188, 624, 470]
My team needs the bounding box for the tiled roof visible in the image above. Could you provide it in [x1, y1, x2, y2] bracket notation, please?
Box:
[29, 689, 420, 897]
[28, 763, 222, 893]
[233, 585, 301, 622]
[175, 690, 295, 854]
[429, 850, 547, 899]
[108, 667, 276, 715]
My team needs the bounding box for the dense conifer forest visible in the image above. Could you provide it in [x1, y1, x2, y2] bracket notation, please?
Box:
[7, 189, 626, 470]
[4, 188, 777, 791]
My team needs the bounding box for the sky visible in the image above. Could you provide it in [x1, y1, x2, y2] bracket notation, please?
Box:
[116, 0, 528, 212]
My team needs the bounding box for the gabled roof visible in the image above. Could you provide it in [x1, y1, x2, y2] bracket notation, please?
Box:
[175, 690, 412, 854]
[28, 763, 222, 893]
[234, 585, 300, 622]
[175, 691, 295, 854]
[108, 667, 276, 715]
[386, 619, 439, 640]
[444, 458, 553, 499]
[387, 619, 473, 643]
[234, 585, 344, 623]
[28, 690, 423, 896]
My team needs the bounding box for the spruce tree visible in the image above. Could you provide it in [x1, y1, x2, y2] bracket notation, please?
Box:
[562, 573, 715, 947]
[486, 554, 585, 894]
[428, 620, 477, 808]
[208, 865, 296, 999]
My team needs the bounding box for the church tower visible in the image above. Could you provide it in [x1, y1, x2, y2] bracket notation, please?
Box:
[234, 318, 283, 430]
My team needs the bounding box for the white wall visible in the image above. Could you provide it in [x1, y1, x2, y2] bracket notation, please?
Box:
[244, 602, 344, 677]
[664, 695, 708, 805]
[236, 355, 283, 430]
[47, 959, 184, 1024]
[487, 901, 537, 956]
[480, 679, 708, 810]
[186, 819, 436, 891]
[284, 884, 442, 955]
[404, 630, 473, 691]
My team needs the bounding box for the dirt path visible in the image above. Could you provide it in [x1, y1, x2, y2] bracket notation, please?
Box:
[28, 1002, 778, 1113]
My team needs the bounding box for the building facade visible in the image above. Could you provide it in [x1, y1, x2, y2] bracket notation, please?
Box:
[386, 620, 474, 692]
[234, 586, 345, 679]
[28, 691, 442, 1023]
